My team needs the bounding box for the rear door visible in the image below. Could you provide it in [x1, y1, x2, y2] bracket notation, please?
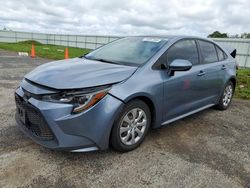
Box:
[215, 45, 230, 85]
[197, 40, 226, 103]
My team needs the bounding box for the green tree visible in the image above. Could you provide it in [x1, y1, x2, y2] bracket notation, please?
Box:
[208, 31, 228, 38]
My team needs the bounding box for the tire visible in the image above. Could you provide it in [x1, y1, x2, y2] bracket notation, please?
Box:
[215, 81, 234, 110]
[110, 99, 151, 152]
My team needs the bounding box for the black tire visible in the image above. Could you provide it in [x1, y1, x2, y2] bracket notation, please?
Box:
[215, 81, 234, 110]
[110, 99, 151, 152]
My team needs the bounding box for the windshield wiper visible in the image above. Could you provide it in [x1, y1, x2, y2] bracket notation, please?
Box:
[87, 58, 119, 65]
[84, 56, 138, 67]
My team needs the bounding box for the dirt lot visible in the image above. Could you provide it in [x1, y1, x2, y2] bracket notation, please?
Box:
[0, 49, 249, 188]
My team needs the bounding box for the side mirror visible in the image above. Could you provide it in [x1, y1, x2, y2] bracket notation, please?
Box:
[168, 59, 192, 76]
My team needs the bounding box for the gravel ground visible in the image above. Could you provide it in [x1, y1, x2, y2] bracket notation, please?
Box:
[0, 49, 249, 188]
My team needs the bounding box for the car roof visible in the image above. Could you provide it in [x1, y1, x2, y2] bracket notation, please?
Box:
[129, 35, 213, 42]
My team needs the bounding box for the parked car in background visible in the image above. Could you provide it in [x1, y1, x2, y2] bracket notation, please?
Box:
[15, 36, 237, 152]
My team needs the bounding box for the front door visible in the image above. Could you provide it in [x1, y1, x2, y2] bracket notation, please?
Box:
[161, 39, 208, 123]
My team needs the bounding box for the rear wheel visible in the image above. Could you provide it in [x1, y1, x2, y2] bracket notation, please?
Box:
[216, 81, 234, 110]
[110, 100, 151, 152]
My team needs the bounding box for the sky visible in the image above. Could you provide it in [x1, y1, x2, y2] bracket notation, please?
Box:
[0, 0, 250, 36]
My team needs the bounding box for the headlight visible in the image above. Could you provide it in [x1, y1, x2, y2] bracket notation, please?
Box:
[42, 87, 110, 114]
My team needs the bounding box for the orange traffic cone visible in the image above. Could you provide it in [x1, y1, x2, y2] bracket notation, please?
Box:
[64, 47, 69, 59]
[31, 44, 35, 58]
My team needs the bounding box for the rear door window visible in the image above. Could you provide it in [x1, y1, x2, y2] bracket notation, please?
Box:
[198, 40, 218, 64]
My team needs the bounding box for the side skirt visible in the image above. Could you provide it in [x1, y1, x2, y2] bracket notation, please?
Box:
[71, 146, 98, 152]
[161, 104, 215, 126]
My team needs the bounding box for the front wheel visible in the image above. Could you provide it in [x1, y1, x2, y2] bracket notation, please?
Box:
[110, 100, 151, 152]
[216, 81, 234, 110]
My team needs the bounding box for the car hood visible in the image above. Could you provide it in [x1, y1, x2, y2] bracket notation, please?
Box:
[25, 58, 137, 89]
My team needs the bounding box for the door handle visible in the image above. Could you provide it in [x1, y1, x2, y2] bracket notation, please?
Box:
[197, 70, 205, 76]
[221, 65, 226, 70]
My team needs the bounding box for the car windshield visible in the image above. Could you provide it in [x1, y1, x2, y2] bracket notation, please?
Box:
[84, 37, 168, 66]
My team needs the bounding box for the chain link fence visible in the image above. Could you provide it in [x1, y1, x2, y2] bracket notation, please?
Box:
[0, 30, 250, 67]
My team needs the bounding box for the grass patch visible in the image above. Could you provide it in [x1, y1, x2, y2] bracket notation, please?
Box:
[235, 68, 250, 99]
[0, 40, 91, 60]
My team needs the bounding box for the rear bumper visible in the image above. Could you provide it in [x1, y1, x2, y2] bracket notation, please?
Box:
[15, 87, 124, 151]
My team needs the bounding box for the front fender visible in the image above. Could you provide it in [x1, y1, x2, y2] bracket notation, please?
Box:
[108, 66, 166, 128]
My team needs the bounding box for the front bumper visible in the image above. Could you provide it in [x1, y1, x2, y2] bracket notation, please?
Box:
[15, 86, 124, 151]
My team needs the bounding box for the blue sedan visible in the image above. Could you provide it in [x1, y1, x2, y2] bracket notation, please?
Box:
[15, 36, 237, 152]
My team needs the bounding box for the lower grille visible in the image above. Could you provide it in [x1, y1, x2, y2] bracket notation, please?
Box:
[15, 94, 54, 140]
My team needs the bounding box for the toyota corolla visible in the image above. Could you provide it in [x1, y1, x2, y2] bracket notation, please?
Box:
[15, 36, 237, 152]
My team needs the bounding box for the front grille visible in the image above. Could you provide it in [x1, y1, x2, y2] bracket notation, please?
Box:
[15, 94, 54, 140]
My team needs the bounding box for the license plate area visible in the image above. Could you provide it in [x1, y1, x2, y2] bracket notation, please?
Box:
[17, 105, 26, 124]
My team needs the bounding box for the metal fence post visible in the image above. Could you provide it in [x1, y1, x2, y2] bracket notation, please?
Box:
[244, 41, 250, 68]
[15, 31, 17, 42]
[76, 35, 78, 47]
[84, 36, 86, 49]
[95, 36, 97, 49]
[67, 35, 69, 47]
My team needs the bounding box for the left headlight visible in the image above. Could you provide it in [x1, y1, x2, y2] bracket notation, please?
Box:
[41, 87, 110, 114]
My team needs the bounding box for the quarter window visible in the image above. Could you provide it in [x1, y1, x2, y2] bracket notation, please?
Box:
[167, 40, 199, 65]
[216, 46, 226, 61]
[199, 40, 218, 64]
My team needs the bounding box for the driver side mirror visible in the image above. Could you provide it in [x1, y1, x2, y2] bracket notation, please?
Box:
[167, 59, 192, 76]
